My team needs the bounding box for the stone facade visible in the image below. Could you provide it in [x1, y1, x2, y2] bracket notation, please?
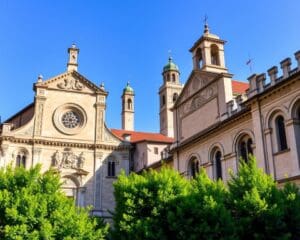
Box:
[170, 25, 300, 185]
[0, 45, 130, 217]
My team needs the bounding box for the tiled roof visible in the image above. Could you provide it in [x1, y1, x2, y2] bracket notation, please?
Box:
[232, 80, 249, 94]
[111, 129, 174, 143]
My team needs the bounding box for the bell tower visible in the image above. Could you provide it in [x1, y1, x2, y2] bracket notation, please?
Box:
[121, 82, 135, 131]
[67, 44, 79, 72]
[190, 23, 227, 73]
[159, 56, 183, 138]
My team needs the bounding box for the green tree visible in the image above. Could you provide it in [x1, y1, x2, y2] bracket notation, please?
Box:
[112, 167, 189, 240]
[227, 156, 300, 239]
[0, 164, 108, 240]
[168, 169, 236, 240]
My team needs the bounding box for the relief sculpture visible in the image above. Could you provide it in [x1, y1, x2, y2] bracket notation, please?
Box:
[57, 78, 84, 90]
[179, 84, 217, 118]
[52, 148, 85, 169]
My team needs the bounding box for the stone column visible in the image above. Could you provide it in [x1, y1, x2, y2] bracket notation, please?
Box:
[264, 128, 276, 178]
[251, 102, 268, 172]
[32, 147, 42, 167]
[33, 96, 46, 137]
[285, 119, 300, 174]
[95, 94, 106, 143]
[0, 144, 9, 168]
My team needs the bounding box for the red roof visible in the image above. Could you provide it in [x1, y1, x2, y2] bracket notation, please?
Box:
[232, 80, 249, 94]
[111, 129, 174, 143]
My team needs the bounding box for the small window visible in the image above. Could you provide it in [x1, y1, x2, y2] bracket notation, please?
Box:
[167, 74, 170, 82]
[172, 73, 176, 82]
[154, 147, 159, 155]
[188, 157, 200, 178]
[107, 158, 116, 177]
[16, 154, 26, 167]
[215, 151, 222, 180]
[196, 48, 203, 69]
[162, 95, 166, 106]
[275, 115, 288, 151]
[173, 93, 178, 103]
[238, 135, 253, 163]
[211, 44, 220, 66]
[127, 99, 132, 110]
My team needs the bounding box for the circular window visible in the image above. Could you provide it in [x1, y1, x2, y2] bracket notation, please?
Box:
[53, 104, 87, 135]
[62, 111, 80, 128]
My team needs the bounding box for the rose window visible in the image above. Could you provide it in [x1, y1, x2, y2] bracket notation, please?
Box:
[61, 111, 80, 128]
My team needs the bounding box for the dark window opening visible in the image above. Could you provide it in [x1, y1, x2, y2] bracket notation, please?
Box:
[190, 158, 199, 178]
[108, 161, 116, 177]
[215, 151, 222, 180]
[211, 44, 220, 66]
[173, 93, 178, 103]
[276, 115, 288, 151]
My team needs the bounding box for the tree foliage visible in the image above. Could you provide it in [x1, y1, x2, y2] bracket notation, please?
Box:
[0, 164, 108, 240]
[112, 157, 300, 240]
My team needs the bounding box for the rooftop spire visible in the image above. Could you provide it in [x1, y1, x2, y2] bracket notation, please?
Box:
[67, 43, 79, 72]
[203, 15, 209, 34]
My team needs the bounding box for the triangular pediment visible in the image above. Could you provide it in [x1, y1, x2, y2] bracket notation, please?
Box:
[36, 71, 106, 94]
[174, 70, 219, 107]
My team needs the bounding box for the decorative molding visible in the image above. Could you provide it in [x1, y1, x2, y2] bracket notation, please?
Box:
[57, 78, 84, 91]
[0, 136, 130, 151]
[179, 82, 217, 119]
[52, 148, 85, 169]
[34, 99, 46, 136]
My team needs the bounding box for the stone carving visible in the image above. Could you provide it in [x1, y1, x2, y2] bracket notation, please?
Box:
[179, 84, 217, 118]
[34, 99, 45, 136]
[52, 149, 85, 169]
[57, 78, 84, 90]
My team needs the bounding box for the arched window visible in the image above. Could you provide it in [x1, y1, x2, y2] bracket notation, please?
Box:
[275, 115, 288, 151]
[16, 151, 27, 167]
[238, 135, 253, 163]
[107, 157, 116, 177]
[215, 151, 222, 180]
[211, 148, 222, 180]
[173, 93, 178, 103]
[172, 73, 176, 82]
[127, 98, 132, 110]
[211, 44, 220, 65]
[196, 48, 203, 69]
[188, 157, 200, 178]
[167, 74, 170, 82]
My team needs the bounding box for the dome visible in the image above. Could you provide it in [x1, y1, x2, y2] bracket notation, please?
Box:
[123, 82, 134, 94]
[163, 57, 179, 73]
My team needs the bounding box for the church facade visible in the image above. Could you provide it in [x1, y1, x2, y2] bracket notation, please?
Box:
[1, 24, 299, 218]
[0, 45, 133, 217]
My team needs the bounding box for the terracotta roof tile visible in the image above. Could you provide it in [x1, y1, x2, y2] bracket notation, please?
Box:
[111, 129, 174, 143]
[232, 80, 249, 94]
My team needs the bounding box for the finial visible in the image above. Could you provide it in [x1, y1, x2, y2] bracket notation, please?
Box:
[127, 81, 130, 86]
[168, 50, 173, 62]
[71, 43, 76, 48]
[203, 15, 209, 34]
[100, 82, 105, 90]
[37, 74, 43, 83]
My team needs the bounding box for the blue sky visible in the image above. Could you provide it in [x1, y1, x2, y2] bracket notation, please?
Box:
[0, 0, 299, 132]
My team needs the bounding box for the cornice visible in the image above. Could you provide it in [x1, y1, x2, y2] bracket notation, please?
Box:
[0, 136, 130, 151]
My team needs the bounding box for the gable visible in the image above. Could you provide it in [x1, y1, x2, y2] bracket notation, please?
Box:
[174, 70, 219, 107]
[36, 71, 106, 95]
